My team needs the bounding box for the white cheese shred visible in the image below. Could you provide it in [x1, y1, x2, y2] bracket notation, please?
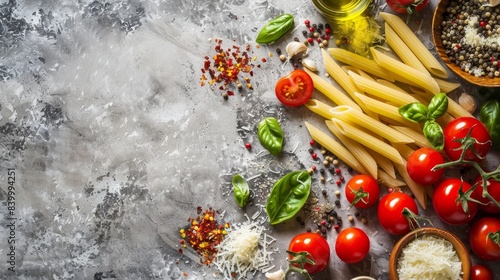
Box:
[397, 235, 462, 280]
[213, 217, 275, 280]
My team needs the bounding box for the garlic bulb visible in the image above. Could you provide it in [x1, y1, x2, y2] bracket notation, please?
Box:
[286, 42, 308, 59]
[458, 92, 477, 114]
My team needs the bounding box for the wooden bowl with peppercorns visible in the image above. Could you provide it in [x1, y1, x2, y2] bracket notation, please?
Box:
[432, 0, 500, 87]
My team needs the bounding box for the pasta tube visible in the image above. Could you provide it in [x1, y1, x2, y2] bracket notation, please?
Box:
[390, 125, 432, 148]
[328, 48, 395, 82]
[326, 119, 404, 165]
[385, 23, 428, 75]
[370, 47, 441, 94]
[378, 169, 406, 188]
[381, 12, 448, 79]
[328, 105, 414, 144]
[305, 99, 336, 120]
[321, 48, 359, 100]
[328, 120, 378, 179]
[394, 160, 428, 209]
[368, 149, 396, 179]
[304, 122, 368, 174]
[304, 69, 361, 111]
[354, 92, 422, 131]
[349, 71, 419, 106]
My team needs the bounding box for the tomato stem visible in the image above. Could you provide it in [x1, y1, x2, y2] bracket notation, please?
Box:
[432, 128, 500, 209]
[285, 250, 315, 280]
[402, 207, 433, 230]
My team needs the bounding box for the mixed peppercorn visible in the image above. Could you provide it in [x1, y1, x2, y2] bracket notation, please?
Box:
[440, 0, 500, 78]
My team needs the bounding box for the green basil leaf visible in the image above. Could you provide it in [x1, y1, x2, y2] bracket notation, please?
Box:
[398, 102, 430, 123]
[257, 117, 284, 156]
[428, 93, 449, 119]
[423, 120, 444, 150]
[479, 99, 500, 149]
[232, 174, 249, 208]
[266, 171, 311, 225]
[256, 14, 294, 44]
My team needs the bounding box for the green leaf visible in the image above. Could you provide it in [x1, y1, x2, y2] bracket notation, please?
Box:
[256, 14, 294, 44]
[266, 171, 311, 225]
[232, 174, 249, 208]
[423, 121, 444, 150]
[398, 102, 430, 123]
[479, 99, 500, 149]
[258, 117, 284, 156]
[428, 93, 449, 119]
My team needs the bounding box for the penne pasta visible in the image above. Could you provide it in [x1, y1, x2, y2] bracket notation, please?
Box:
[328, 105, 415, 144]
[304, 121, 368, 174]
[326, 119, 404, 165]
[322, 48, 359, 100]
[390, 125, 432, 148]
[435, 78, 460, 93]
[394, 160, 428, 209]
[328, 48, 395, 82]
[327, 120, 378, 179]
[305, 99, 336, 120]
[342, 66, 376, 81]
[385, 23, 428, 75]
[354, 92, 422, 131]
[349, 71, 419, 106]
[304, 68, 362, 111]
[371, 47, 441, 94]
[377, 169, 406, 188]
[368, 149, 396, 178]
[381, 12, 448, 79]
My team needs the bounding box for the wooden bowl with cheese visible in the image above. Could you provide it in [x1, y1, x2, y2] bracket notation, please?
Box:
[389, 227, 471, 280]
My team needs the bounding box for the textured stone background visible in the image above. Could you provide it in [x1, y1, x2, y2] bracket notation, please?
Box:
[0, 0, 498, 279]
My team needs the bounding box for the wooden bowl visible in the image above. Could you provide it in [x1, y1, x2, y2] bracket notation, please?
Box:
[389, 227, 471, 280]
[432, 0, 500, 87]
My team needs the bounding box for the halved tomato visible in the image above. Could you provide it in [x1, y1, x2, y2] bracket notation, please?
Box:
[275, 69, 314, 107]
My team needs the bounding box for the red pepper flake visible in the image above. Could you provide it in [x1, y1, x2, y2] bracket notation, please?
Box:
[227, 91, 235, 96]
[261, 58, 267, 63]
[179, 208, 228, 265]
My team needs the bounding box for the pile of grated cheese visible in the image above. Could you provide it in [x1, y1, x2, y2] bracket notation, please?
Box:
[397, 235, 462, 280]
[213, 217, 276, 280]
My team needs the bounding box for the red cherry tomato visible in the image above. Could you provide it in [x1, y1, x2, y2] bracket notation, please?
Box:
[443, 117, 491, 163]
[406, 147, 445, 185]
[386, 0, 429, 14]
[345, 174, 380, 209]
[471, 264, 494, 280]
[432, 178, 478, 225]
[275, 69, 314, 107]
[335, 227, 370, 264]
[377, 190, 418, 235]
[288, 232, 330, 274]
[469, 217, 500, 261]
[472, 174, 500, 214]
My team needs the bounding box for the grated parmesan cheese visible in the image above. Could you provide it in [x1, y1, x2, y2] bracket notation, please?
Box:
[213, 217, 276, 280]
[397, 235, 462, 280]
[463, 16, 500, 47]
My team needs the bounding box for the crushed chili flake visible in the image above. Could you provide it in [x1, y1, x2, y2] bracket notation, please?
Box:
[179, 208, 229, 265]
[201, 38, 257, 96]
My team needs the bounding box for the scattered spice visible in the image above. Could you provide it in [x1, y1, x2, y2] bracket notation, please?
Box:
[179, 207, 229, 265]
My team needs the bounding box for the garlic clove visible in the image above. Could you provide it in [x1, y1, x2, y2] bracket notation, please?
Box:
[286, 42, 308, 59]
[458, 92, 477, 114]
[265, 268, 285, 280]
[301, 58, 318, 72]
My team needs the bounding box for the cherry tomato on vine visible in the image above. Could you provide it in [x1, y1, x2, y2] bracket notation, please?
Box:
[288, 232, 330, 274]
[345, 174, 380, 209]
[471, 264, 494, 280]
[377, 190, 418, 235]
[275, 69, 314, 107]
[433, 178, 478, 225]
[472, 174, 500, 214]
[406, 147, 445, 185]
[469, 217, 500, 261]
[386, 0, 429, 14]
[335, 227, 370, 264]
[443, 117, 491, 163]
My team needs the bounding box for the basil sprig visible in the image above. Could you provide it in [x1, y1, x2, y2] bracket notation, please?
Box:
[399, 93, 448, 150]
[256, 14, 294, 44]
[257, 117, 284, 156]
[232, 174, 249, 208]
[479, 99, 500, 149]
[266, 171, 311, 225]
